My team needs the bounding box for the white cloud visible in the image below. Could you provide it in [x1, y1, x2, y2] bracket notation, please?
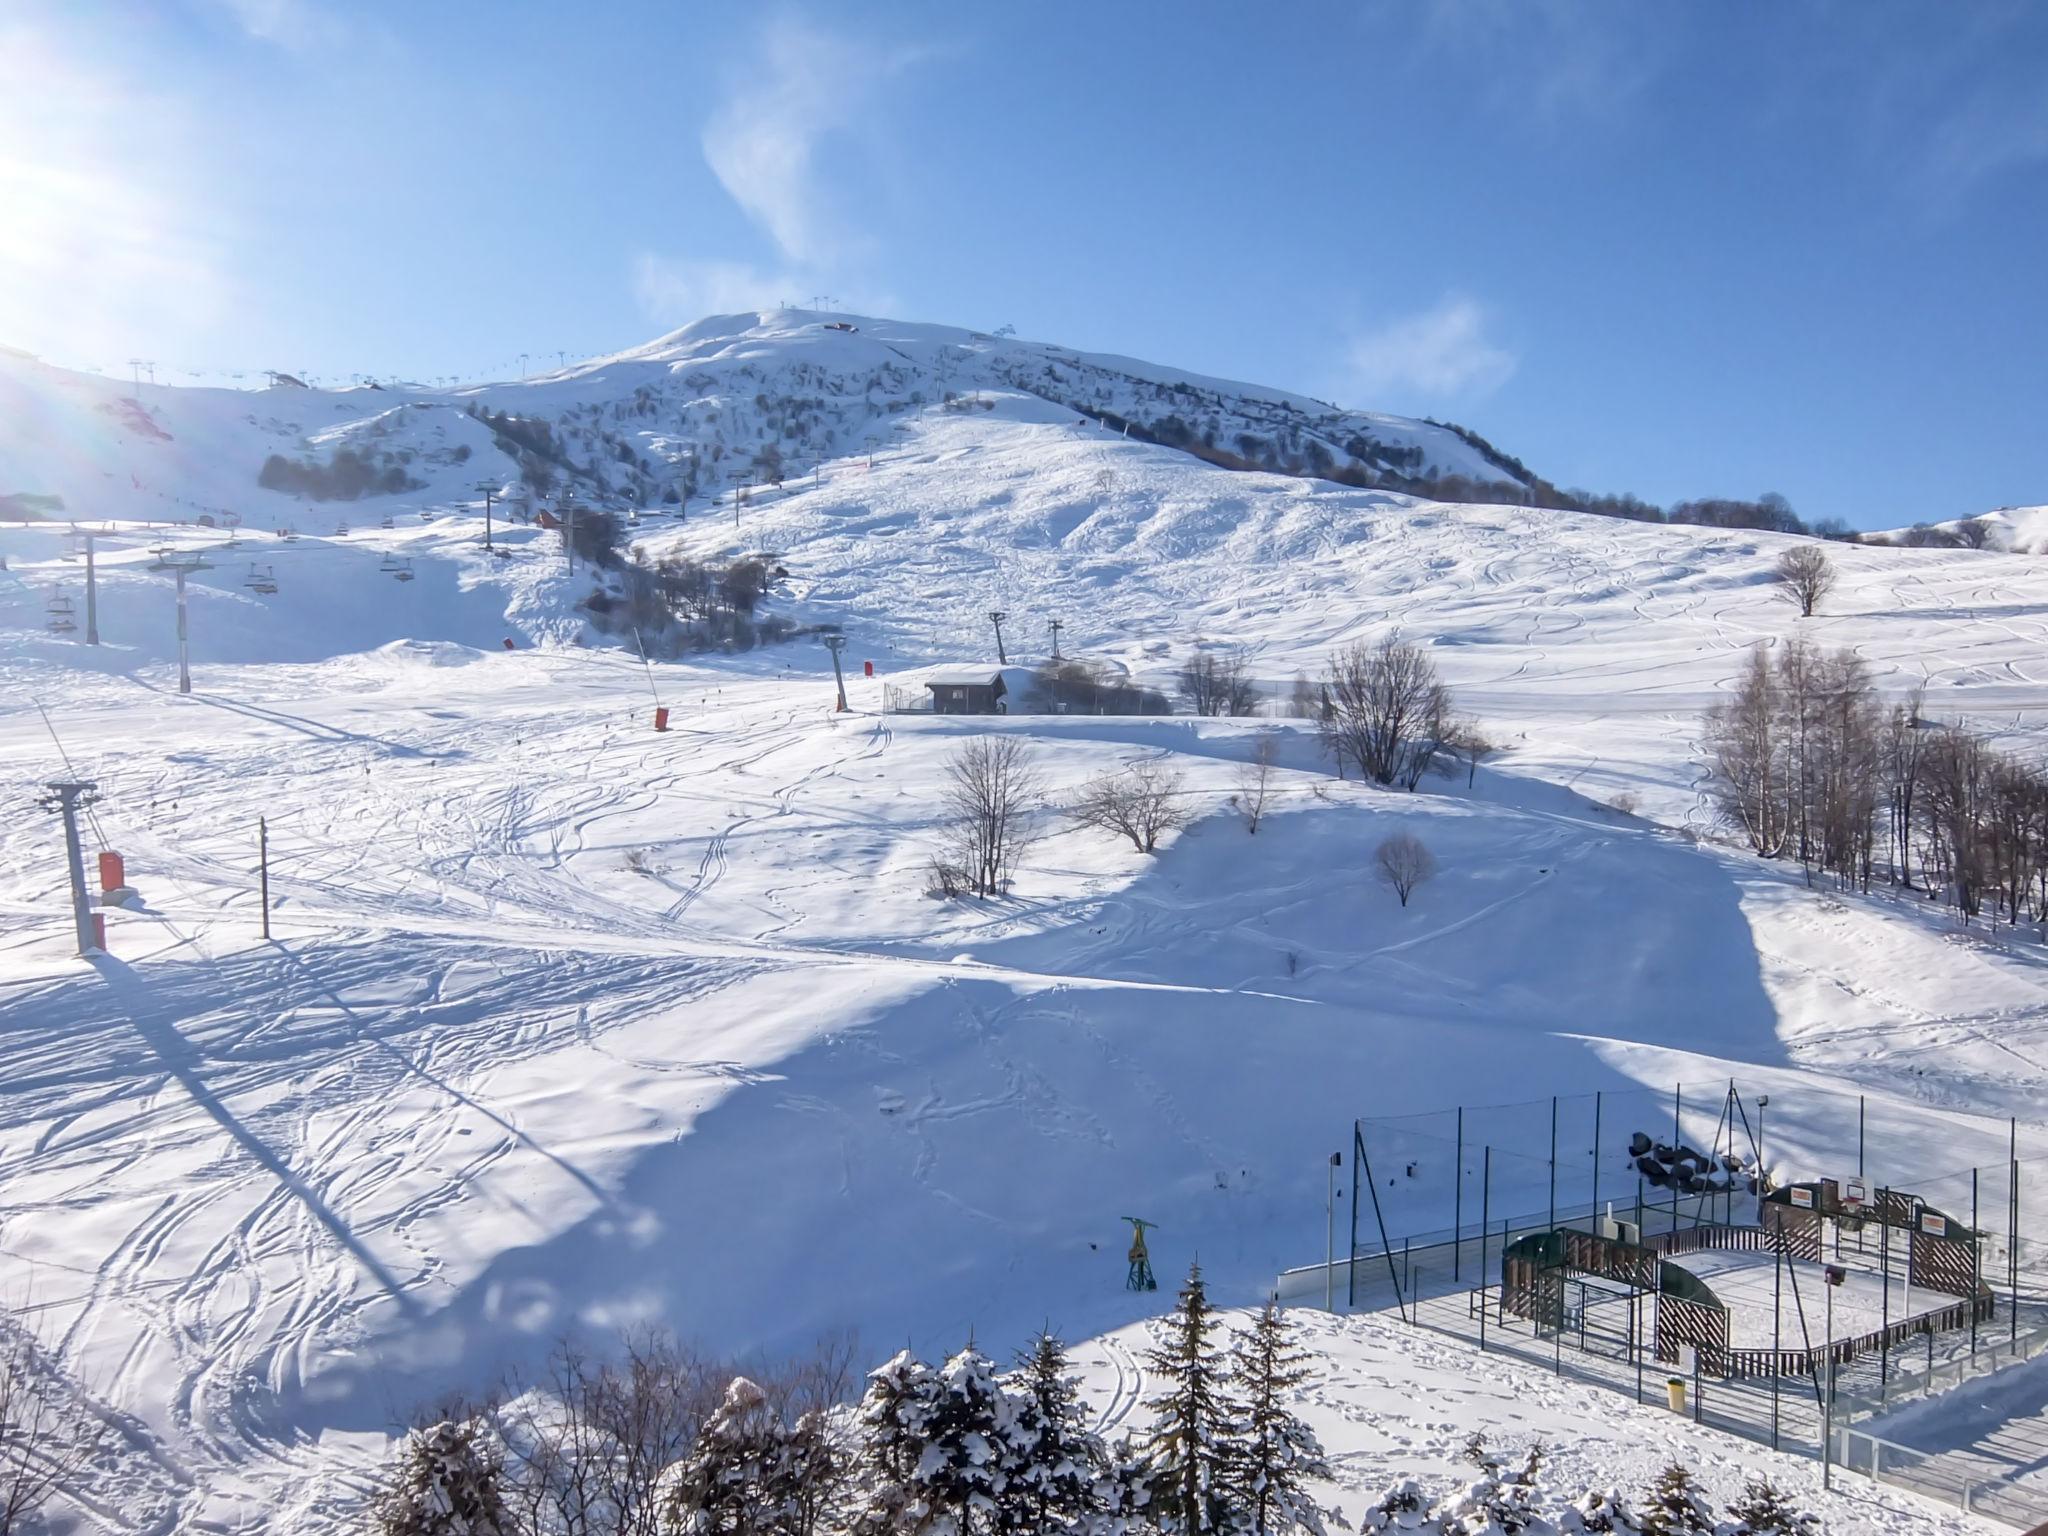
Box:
[1346, 296, 1518, 402]
[631, 255, 802, 324]
[699, 15, 925, 267]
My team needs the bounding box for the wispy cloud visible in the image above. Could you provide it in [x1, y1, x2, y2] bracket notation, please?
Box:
[1406, 0, 1673, 125]
[700, 15, 927, 268]
[631, 255, 804, 324]
[205, 0, 351, 52]
[1345, 296, 1518, 403]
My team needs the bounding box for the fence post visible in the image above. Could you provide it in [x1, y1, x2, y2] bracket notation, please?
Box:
[1591, 1091, 1602, 1230]
[1479, 1146, 1491, 1352]
[1454, 1106, 1464, 1283]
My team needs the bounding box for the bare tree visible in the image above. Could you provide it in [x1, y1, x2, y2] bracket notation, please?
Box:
[1319, 636, 1452, 787]
[1441, 715, 1494, 789]
[1177, 645, 1259, 717]
[1, 1324, 103, 1536]
[1375, 832, 1437, 907]
[1775, 545, 1836, 618]
[1073, 760, 1192, 853]
[1235, 737, 1277, 834]
[943, 736, 1041, 896]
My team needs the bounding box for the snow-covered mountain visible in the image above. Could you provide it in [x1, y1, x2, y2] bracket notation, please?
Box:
[0, 309, 1533, 535]
[2, 313, 2045, 1533]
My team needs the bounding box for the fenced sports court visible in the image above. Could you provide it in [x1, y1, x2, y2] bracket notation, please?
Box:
[1276, 1078, 2048, 1527]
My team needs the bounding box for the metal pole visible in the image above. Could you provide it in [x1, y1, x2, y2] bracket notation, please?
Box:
[1479, 1146, 1491, 1351]
[1972, 1166, 1981, 1356]
[2013, 1150, 2021, 1350]
[1673, 1082, 1682, 1232]
[1548, 1095, 1558, 1234]
[1049, 618, 1063, 661]
[1591, 1090, 1602, 1227]
[1454, 1106, 1464, 1282]
[1858, 1096, 1866, 1177]
[175, 566, 191, 694]
[989, 611, 1008, 665]
[1326, 1152, 1339, 1312]
[1823, 1280, 1835, 1489]
[259, 816, 270, 940]
[1348, 1123, 1362, 1308]
[1772, 1228, 1784, 1449]
[45, 781, 98, 955]
[1880, 1186, 1891, 1391]
[824, 635, 849, 712]
[84, 534, 99, 645]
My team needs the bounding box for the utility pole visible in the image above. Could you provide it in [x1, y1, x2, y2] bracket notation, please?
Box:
[1048, 617, 1063, 661]
[823, 634, 849, 711]
[150, 552, 212, 694]
[39, 780, 100, 955]
[988, 610, 1009, 665]
[71, 530, 110, 645]
[476, 481, 496, 551]
[258, 816, 270, 940]
[560, 495, 578, 574]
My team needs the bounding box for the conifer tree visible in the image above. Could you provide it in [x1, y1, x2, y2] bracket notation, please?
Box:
[1637, 1464, 1713, 1536]
[919, 1344, 1020, 1536]
[1433, 1438, 1545, 1536]
[1723, 1476, 1814, 1534]
[1560, 1486, 1639, 1534]
[1227, 1305, 1335, 1536]
[852, 1349, 943, 1536]
[372, 1419, 510, 1536]
[660, 1376, 795, 1536]
[1358, 1478, 1429, 1532]
[1135, 1263, 1245, 1536]
[1004, 1331, 1105, 1536]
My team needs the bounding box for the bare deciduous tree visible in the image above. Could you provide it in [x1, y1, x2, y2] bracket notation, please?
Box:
[1, 1324, 103, 1536]
[943, 736, 1041, 897]
[1234, 737, 1277, 834]
[1775, 545, 1837, 618]
[1319, 636, 1453, 788]
[1177, 645, 1259, 717]
[1375, 832, 1437, 907]
[1073, 761, 1192, 853]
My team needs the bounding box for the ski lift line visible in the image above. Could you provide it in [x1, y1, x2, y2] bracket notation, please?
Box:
[32, 700, 112, 851]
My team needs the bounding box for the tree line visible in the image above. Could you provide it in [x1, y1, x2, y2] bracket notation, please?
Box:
[1706, 636, 2048, 926]
[368, 1267, 1821, 1536]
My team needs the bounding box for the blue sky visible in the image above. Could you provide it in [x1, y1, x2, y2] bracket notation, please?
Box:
[2, 1, 2043, 528]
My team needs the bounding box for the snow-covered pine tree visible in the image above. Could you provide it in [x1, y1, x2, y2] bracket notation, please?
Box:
[1135, 1262, 1246, 1536]
[852, 1349, 943, 1536]
[1096, 1436, 1155, 1536]
[1559, 1487, 1638, 1535]
[1431, 1438, 1546, 1536]
[1722, 1476, 1814, 1535]
[1003, 1331, 1105, 1536]
[658, 1376, 792, 1536]
[1226, 1304, 1335, 1536]
[918, 1343, 1021, 1536]
[1357, 1478, 1430, 1532]
[372, 1419, 510, 1536]
[1636, 1465, 1712, 1536]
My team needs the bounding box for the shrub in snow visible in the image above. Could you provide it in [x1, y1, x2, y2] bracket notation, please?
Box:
[1722, 1477, 1816, 1535]
[1635, 1465, 1712, 1536]
[1358, 1479, 1430, 1531]
[1432, 1439, 1548, 1536]
[659, 1375, 823, 1536]
[1558, 1488, 1638, 1534]
[372, 1419, 509, 1536]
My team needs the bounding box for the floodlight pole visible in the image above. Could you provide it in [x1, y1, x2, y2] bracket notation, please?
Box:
[823, 634, 849, 712]
[988, 610, 1008, 665]
[1822, 1275, 1836, 1489]
[43, 780, 99, 955]
[1049, 617, 1063, 661]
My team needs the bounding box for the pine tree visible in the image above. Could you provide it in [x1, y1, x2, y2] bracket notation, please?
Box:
[1227, 1305, 1335, 1536]
[659, 1376, 796, 1536]
[1358, 1478, 1430, 1532]
[1135, 1263, 1245, 1536]
[372, 1419, 510, 1536]
[919, 1344, 1020, 1536]
[1560, 1487, 1639, 1534]
[1637, 1465, 1712, 1536]
[1432, 1438, 1545, 1536]
[1723, 1476, 1814, 1535]
[852, 1349, 943, 1536]
[1004, 1331, 1105, 1536]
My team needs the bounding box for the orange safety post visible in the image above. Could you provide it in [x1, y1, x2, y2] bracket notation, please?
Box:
[863, 660, 874, 677]
[98, 850, 125, 891]
[91, 914, 106, 952]
[653, 706, 670, 732]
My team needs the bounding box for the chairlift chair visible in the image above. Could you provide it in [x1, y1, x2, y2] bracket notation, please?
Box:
[245, 563, 278, 595]
[45, 591, 76, 633]
[391, 557, 415, 583]
[380, 515, 395, 530]
[378, 552, 401, 572]
[335, 521, 349, 536]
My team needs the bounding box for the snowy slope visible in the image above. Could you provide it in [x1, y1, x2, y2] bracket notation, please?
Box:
[3, 326, 2048, 1531]
[1873, 506, 2048, 554]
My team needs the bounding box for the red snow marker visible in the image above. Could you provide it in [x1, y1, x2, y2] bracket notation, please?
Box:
[91, 914, 106, 952]
[654, 707, 670, 732]
[863, 660, 874, 677]
[98, 851, 125, 891]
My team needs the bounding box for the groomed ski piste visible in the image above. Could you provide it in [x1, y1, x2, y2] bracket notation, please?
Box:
[5, 311, 2048, 1530]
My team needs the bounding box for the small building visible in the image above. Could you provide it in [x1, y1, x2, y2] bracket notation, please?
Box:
[924, 670, 1008, 715]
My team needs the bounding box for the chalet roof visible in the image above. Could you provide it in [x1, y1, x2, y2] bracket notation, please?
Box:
[923, 670, 1006, 688]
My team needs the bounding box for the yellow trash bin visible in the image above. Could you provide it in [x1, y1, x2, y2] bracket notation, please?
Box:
[1667, 1377, 1687, 1414]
